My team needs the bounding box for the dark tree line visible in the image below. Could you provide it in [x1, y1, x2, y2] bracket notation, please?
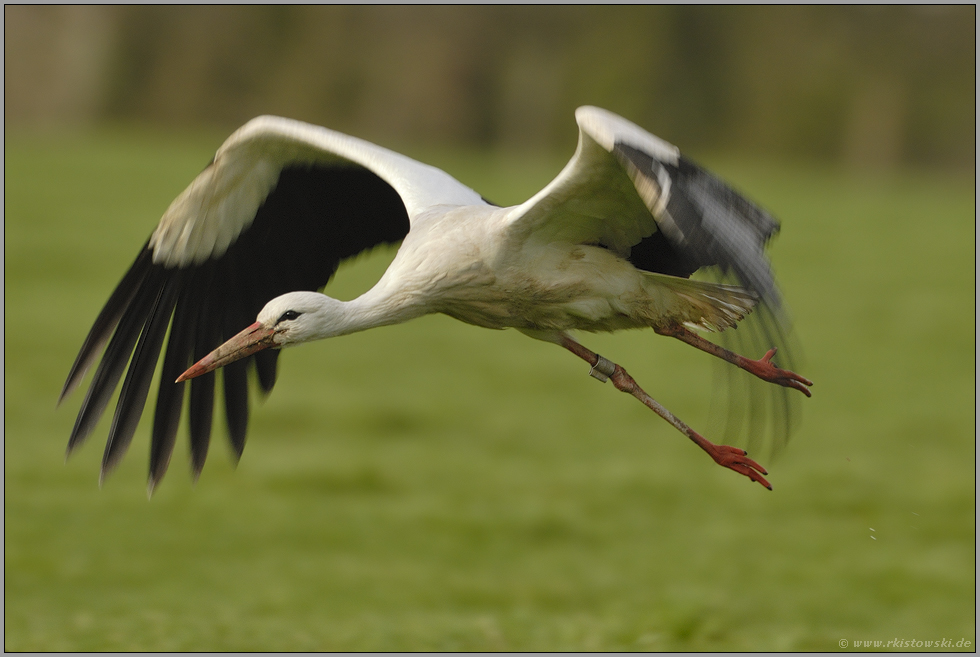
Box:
[5, 6, 974, 167]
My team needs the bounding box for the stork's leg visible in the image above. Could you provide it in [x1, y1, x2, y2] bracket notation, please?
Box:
[560, 336, 771, 490]
[656, 325, 812, 397]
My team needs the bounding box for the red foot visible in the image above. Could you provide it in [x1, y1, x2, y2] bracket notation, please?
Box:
[703, 442, 772, 490]
[740, 348, 813, 397]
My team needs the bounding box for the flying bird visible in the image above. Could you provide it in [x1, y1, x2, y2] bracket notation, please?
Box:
[61, 106, 811, 494]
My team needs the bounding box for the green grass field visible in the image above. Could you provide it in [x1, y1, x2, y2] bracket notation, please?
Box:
[5, 128, 975, 650]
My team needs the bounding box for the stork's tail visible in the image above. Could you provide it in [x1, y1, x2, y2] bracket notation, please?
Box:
[639, 272, 758, 333]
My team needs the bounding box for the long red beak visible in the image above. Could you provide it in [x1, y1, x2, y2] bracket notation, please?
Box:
[176, 321, 276, 382]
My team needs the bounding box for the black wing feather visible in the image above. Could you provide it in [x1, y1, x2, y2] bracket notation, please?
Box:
[615, 143, 779, 303]
[60, 246, 154, 403]
[665, 156, 780, 303]
[67, 264, 167, 453]
[624, 231, 700, 279]
[101, 272, 181, 479]
[216, 244, 253, 461]
[187, 263, 219, 481]
[253, 349, 280, 395]
[149, 290, 196, 488]
[188, 374, 215, 481]
[222, 358, 250, 462]
[65, 164, 410, 489]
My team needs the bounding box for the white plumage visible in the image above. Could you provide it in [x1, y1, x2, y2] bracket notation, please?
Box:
[150, 114, 484, 267]
[63, 106, 811, 493]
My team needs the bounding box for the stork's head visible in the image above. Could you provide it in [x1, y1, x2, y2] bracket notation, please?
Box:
[176, 291, 340, 382]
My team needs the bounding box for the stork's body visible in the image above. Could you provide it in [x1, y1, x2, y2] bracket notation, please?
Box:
[62, 107, 811, 493]
[354, 205, 741, 335]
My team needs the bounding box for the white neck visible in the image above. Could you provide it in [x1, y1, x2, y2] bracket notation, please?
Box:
[307, 287, 425, 341]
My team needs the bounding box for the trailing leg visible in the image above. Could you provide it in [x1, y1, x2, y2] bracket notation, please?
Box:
[560, 335, 771, 489]
[656, 324, 813, 397]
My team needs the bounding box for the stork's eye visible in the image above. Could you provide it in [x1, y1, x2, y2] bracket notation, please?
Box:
[277, 310, 302, 323]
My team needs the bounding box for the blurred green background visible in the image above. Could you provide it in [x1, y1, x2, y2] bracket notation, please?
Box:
[5, 6, 975, 651]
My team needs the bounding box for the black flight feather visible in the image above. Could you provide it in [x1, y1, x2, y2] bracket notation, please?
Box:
[60, 246, 154, 404]
[64, 163, 410, 489]
[101, 272, 181, 480]
[615, 143, 779, 303]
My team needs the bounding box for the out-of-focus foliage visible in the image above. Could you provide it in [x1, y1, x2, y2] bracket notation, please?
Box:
[4, 5, 974, 168]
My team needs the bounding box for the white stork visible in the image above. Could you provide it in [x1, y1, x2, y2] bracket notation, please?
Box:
[61, 106, 811, 493]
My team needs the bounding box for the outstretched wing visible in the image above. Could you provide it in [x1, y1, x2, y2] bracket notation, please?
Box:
[61, 116, 485, 491]
[506, 106, 800, 454]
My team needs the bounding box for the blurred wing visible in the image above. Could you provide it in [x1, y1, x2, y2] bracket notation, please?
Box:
[506, 106, 800, 454]
[708, 299, 805, 457]
[506, 106, 780, 297]
[61, 116, 486, 490]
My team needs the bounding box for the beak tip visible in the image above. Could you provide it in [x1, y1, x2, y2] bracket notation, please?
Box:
[174, 322, 273, 383]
